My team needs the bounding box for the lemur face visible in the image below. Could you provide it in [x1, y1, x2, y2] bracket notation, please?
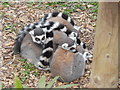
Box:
[83, 51, 92, 61]
[29, 29, 46, 45]
[34, 35, 46, 44]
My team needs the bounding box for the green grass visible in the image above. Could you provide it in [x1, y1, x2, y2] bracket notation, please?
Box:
[64, 8, 75, 15]
[89, 7, 98, 13]
[79, 6, 87, 11]
[13, 75, 78, 88]
[18, 59, 39, 82]
[74, 4, 82, 8]
[27, 2, 37, 9]
[0, 82, 2, 89]
[88, 2, 99, 13]
[2, 2, 13, 8]
[16, 59, 79, 88]
[45, 2, 64, 6]
[88, 2, 98, 6]
[2, 2, 9, 6]
[26, 2, 98, 15]
[14, 75, 23, 88]
[3, 24, 17, 32]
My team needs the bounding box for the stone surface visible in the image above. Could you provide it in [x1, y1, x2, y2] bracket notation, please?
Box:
[50, 48, 86, 82]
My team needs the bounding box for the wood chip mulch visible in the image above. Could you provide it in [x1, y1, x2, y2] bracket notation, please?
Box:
[1, 2, 118, 88]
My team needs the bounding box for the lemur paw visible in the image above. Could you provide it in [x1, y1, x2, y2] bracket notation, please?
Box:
[37, 56, 50, 70]
[37, 61, 50, 70]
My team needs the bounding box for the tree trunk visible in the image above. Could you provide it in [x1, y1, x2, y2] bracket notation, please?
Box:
[89, 2, 118, 88]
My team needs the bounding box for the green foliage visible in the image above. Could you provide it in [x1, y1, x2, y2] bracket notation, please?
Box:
[46, 2, 64, 6]
[0, 82, 2, 89]
[89, 2, 98, 6]
[89, 5, 98, 13]
[18, 59, 38, 82]
[2, 2, 12, 8]
[55, 84, 78, 88]
[46, 76, 59, 88]
[14, 75, 23, 88]
[19, 59, 36, 71]
[79, 6, 87, 11]
[19, 59, 26, 62]
[88, 2, 98, 13]
[2, 2, 9, 6]
[3, 24, 17, 32]
[64, 8, 75, 15]
[13, 75, 78, 88]
[38, 75, 78, 88]
[38, 75, 46, 88]
[74, 4, 82, 8]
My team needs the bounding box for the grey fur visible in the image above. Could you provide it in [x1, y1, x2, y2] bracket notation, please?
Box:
[20, 31, 86, 69]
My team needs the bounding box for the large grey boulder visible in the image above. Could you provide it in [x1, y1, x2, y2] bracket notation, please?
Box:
[50, 48, 86, 82]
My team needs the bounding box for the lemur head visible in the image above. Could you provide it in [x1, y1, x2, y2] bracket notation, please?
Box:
[83, 51, 92, 63]
[29, 28, 46, 45]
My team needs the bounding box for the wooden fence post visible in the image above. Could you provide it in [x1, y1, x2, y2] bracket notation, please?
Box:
[89, 2, 118, 88]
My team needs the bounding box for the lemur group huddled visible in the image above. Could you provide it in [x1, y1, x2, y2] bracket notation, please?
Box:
[14, 12, 92, 70]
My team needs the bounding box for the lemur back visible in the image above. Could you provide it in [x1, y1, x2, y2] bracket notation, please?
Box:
[47, 17, 79, 35]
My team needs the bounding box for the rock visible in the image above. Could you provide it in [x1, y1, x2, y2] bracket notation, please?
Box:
[50, 48, 86, 82]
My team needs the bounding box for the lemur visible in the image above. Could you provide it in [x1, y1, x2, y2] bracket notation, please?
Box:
[14, 12, 88, 70]
[14, 12, 86, 54]
[21, 29, 91, 70]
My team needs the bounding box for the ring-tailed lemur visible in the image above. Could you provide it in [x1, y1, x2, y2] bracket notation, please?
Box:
[14, 12, 86, 54]
[29, 21, 82, 69]
[21, 29, 92, 70]
[14, 12, 87, 70]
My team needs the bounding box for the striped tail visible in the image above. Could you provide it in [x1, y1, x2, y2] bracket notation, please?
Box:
[40, 12, 75, 27]
[37, 21, 86, 70]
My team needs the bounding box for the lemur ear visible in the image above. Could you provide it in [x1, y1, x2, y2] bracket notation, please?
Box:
[74, 26, 80, 31]
[29, 30, 34, 35]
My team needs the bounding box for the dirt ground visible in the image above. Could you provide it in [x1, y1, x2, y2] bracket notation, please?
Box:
[0, 2, 119, 88]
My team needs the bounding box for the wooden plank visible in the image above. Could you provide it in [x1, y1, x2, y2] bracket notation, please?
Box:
[118, 2, 120, 83]
[89, 2, 118, 88]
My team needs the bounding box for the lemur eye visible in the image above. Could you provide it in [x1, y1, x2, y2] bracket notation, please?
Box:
[35, 37, 40, 41]
[42, 36, 45, 40]
[86, 53, 89, 56]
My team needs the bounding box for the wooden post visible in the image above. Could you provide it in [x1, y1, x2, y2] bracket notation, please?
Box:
[89, 2, 118, 88]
